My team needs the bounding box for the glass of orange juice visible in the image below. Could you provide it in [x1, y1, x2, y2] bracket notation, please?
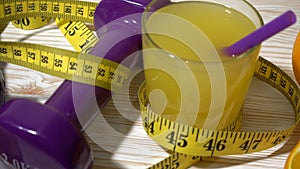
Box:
[142, 0, 263, 130]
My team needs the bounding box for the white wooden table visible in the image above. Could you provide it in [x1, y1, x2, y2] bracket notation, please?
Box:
[1, 0, 300, 168]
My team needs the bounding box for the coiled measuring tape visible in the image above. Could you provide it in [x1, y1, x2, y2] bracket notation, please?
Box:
[140, 56, 300, 168]
[0, 1, 300, 169]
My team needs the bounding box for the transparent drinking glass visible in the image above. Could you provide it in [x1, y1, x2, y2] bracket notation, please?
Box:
[142, 0, 263, 130]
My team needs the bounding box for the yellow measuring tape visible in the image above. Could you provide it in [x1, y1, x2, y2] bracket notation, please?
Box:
[140, 56, 300, 168]
[12, 16, 50, 30]
[0, 1, 299, 169]
[0, 0, 97, 23]
[0, 0, 130, 91]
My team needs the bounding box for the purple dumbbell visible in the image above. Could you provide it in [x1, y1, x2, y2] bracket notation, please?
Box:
[0, 0, 153, 168]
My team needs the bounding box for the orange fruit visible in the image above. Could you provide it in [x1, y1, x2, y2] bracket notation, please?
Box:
[292, 31, 300, 85]
[285, 141, 300, 169]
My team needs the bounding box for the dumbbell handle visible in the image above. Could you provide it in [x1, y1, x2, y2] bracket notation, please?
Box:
[46, 0, 152, 129]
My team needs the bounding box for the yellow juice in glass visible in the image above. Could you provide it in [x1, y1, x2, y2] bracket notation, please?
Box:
[142, 1, 262, 130]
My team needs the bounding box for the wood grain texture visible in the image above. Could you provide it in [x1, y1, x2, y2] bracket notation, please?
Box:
[1, 0, 300, 169]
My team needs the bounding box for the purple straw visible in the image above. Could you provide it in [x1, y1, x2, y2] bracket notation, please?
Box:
[225, 10, 297, 57]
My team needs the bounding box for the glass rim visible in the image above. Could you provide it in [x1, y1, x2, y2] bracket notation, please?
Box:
[142, 0, 264, 63]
